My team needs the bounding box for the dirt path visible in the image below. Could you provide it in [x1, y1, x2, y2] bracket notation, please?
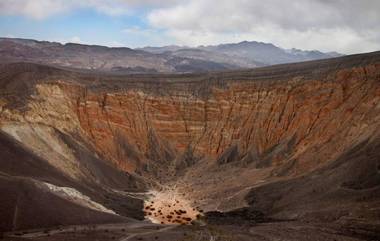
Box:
[119, 225, 177, 241]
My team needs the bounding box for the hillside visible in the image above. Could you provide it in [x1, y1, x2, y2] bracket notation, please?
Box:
[141, 40, 342, 66]
[0, 38, 342, 75]
[0, 38, 237, 73]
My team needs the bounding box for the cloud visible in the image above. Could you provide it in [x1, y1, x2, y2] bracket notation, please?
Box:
[0, 0, 182, 19]
[67, 36, 81, 43]
[0, 0, 379, 53]
[0, 0, 71, 19]
[147, 0, 380, 53]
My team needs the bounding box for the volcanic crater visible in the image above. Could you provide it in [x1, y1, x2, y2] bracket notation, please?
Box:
[0, 51, 380, 240]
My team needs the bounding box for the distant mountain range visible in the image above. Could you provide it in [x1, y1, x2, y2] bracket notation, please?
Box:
[0, 37, 342, 73]
[140, 41, 342, 66]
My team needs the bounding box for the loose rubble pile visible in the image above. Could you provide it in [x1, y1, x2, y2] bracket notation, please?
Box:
[143, 189, 203, 225]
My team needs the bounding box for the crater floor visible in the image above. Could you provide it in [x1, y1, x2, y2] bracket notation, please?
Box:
[143, 187, 202, 225]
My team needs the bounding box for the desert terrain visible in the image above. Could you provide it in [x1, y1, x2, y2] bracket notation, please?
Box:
[0, 51, 379, 240]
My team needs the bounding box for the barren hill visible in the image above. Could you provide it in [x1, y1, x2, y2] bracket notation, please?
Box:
[0, 38, 238, 73]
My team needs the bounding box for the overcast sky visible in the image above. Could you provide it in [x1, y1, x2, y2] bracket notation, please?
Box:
[0, 0, 379, 54]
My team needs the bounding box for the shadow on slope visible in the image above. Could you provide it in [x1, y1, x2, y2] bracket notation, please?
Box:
[0, 131, 144, 232]
[237, 137, 380, 239]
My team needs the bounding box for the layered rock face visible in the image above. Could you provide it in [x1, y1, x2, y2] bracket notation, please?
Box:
[1, 53, 380, 177]
[73, 63, 379, 176]
[0, 52, 379, 237]
[1, 55, 367, 178]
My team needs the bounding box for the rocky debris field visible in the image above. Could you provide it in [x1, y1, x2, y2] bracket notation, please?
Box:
[143, 188, 202, 225]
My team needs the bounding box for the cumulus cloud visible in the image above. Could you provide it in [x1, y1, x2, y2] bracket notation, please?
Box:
[0, 0, 379, 53]
[147, 0, 380, 53]
[0, 0, 70, 19]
